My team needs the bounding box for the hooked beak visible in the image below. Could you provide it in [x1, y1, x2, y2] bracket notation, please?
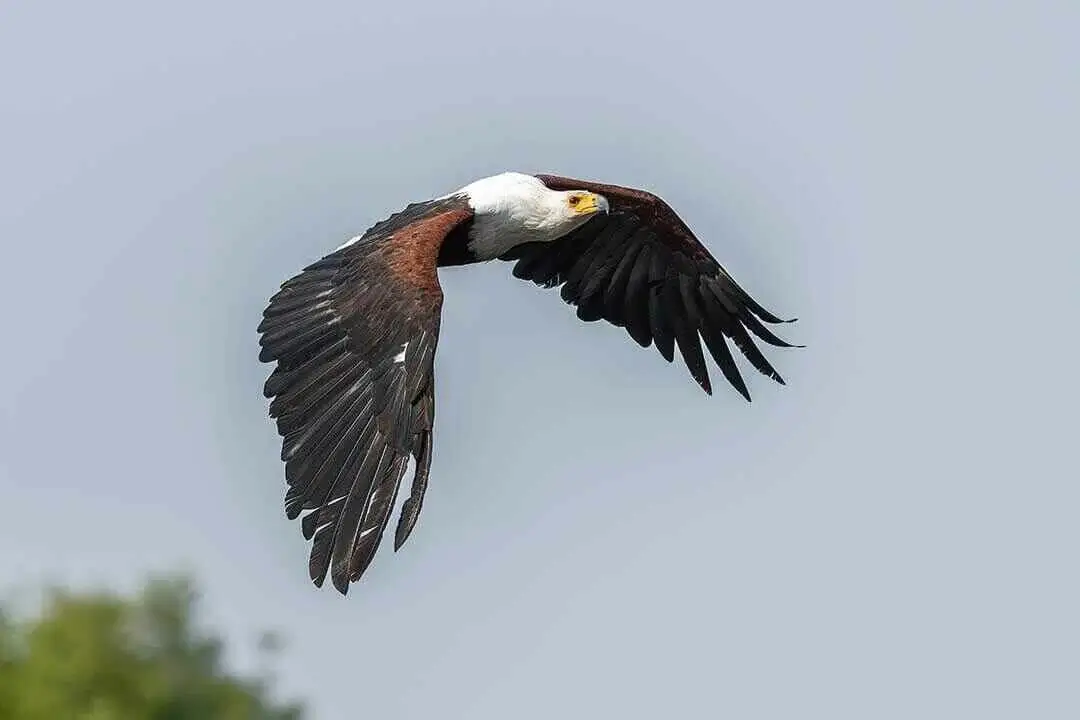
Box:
[576, 193, 610, 216]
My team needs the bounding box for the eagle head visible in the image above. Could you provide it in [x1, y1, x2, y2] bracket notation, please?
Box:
[457, 172, 610, 258]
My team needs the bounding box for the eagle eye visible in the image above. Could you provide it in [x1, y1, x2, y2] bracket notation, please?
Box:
[568, 195, 581, 206]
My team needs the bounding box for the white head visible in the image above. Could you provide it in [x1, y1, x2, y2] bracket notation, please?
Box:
[453, 172, 609, 259]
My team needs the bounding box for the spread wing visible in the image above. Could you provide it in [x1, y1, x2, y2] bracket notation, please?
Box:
[500, 174, 800, 399]
[258, 197, 472, 594]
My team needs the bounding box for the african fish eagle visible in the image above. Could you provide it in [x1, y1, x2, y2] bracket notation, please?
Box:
[258, 171, 800, 593]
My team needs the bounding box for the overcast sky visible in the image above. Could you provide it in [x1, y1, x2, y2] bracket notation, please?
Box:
[2, 1, 1077, 718]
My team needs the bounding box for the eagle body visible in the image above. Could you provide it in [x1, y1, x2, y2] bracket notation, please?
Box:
[259, 171, 799, 594]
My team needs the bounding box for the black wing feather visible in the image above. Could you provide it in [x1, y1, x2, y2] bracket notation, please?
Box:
[500, 174, 800, 399]
[622, 244, 655, 348]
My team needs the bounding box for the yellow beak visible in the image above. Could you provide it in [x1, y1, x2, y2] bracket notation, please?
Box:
[575, 193, 610, 215]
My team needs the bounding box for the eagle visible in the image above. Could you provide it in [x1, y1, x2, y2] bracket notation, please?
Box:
[258, 171, 799, 594]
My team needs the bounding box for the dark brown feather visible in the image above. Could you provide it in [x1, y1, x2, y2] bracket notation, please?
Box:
[259, 196, 472, 594]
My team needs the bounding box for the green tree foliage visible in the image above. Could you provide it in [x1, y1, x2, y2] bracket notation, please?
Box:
[0, 575, 304, 720]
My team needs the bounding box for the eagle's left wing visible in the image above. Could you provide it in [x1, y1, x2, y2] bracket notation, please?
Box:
[500, 174, 800, 399]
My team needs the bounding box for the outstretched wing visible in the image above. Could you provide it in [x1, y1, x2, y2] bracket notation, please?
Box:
[500, 174, 800, 399]
[258, 197, 472, 594]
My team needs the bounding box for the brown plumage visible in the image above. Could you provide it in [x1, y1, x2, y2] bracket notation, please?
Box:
[259, 194, 472, 593]
[259, 171, 798, 593]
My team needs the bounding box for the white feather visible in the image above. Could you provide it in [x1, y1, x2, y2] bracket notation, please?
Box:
[334, 172, 600, 260]
[336, 234, 363, 250]
[447, 172, 597, 260]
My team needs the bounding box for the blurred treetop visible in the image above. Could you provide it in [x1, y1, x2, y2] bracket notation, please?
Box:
[0, 574, 305, 720]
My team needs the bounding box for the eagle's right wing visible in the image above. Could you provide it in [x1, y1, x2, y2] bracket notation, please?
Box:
[258, 196, 472, 594]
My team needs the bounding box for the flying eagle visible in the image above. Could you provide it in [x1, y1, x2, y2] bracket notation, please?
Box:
[258, 172, 799, 593]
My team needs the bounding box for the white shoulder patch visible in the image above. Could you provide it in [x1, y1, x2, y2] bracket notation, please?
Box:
[336, 234, 364, 251]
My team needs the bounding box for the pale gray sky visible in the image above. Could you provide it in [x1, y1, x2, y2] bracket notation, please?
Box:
[1, 1, 1077, 718]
